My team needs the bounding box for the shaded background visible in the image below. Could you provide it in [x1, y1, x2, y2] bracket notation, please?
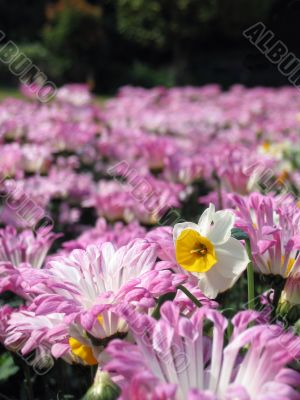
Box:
[1, 0, 300, 94]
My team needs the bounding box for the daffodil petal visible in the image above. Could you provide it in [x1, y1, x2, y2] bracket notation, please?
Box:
[215, 237, 249, 278]
[207, 210, 235, 245]
[197, 203, 215, 236]
[173, 222, 200, 242]
[197, 268, 240, 299]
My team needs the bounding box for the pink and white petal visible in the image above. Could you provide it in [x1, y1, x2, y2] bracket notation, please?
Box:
[257, 239, 276, 254]
[188, 389, 217, 400]
[276, 368, 300, 388]
[224, 385, 250, 400]
[257, 381, 300, 400]
[52, 343, 70, 359]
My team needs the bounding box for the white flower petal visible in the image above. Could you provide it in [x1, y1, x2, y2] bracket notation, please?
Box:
[197, 203, 215, 236]
[173, 222, 200, 241]
[100, 242, 116, 271]
[197, 267, 241, 299]
[215, 237, 249, 278]
[207, 210, 235, 245]
[196, 273, 219, 299]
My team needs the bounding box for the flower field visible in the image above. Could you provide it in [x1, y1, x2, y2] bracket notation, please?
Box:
[0, 83, 300, 399]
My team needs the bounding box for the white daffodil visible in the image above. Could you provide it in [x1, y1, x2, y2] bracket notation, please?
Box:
[173, 203, 249, 298]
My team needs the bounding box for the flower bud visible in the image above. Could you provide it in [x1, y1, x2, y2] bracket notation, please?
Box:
[277, 275, 300, 323]
[82, 370, 120, 400]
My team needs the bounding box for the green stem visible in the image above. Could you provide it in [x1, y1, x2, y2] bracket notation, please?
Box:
[226, 321, 233, 340]
[90, 365, 97, 385]
[151, 291, 177, 320]
[217, 183, 223, 210]
[177, 285, 202, 308]
[213, 172, 223, 210]
[245, 239, 255, 310]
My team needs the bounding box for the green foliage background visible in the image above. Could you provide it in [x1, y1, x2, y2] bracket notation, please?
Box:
[0, 0, 299, 92]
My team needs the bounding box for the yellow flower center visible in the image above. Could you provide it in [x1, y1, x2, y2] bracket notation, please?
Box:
[262, 141, 270, 151]
[175, 229, 217, 273]
[284, 256, 296, 276]
[69, 337, 98, 365]
[278, 170, 289, 183]
[267, 256, 296, 277]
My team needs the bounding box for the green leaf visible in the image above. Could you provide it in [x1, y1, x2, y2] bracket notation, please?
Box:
[231, 228, 249, 241]
[0, 352, 19, 382]
[151, 291, 177, 319]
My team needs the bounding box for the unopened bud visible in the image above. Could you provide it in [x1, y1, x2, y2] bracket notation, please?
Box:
[82, 370, 120, 400]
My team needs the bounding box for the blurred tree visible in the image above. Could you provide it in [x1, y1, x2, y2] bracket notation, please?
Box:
[112, 0, 218, 46]
[111, 0, 218, 82]
[0, 0, 296, 91]
[215, 0, 275, 38]
[110, 0, 276, 84]
[0, 0, 45, 42]
[42, 0, 104, 84]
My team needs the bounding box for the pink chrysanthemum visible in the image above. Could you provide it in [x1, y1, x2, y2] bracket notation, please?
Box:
[17, 240, 186, 357]
[105, 302, 300, 400]
[232, 193, 300, 278]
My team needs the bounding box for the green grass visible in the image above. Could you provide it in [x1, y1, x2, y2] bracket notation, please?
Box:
[0, 88, 23, 101]
[95, 95, 110, 105]
[0, 87, 109, 104]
